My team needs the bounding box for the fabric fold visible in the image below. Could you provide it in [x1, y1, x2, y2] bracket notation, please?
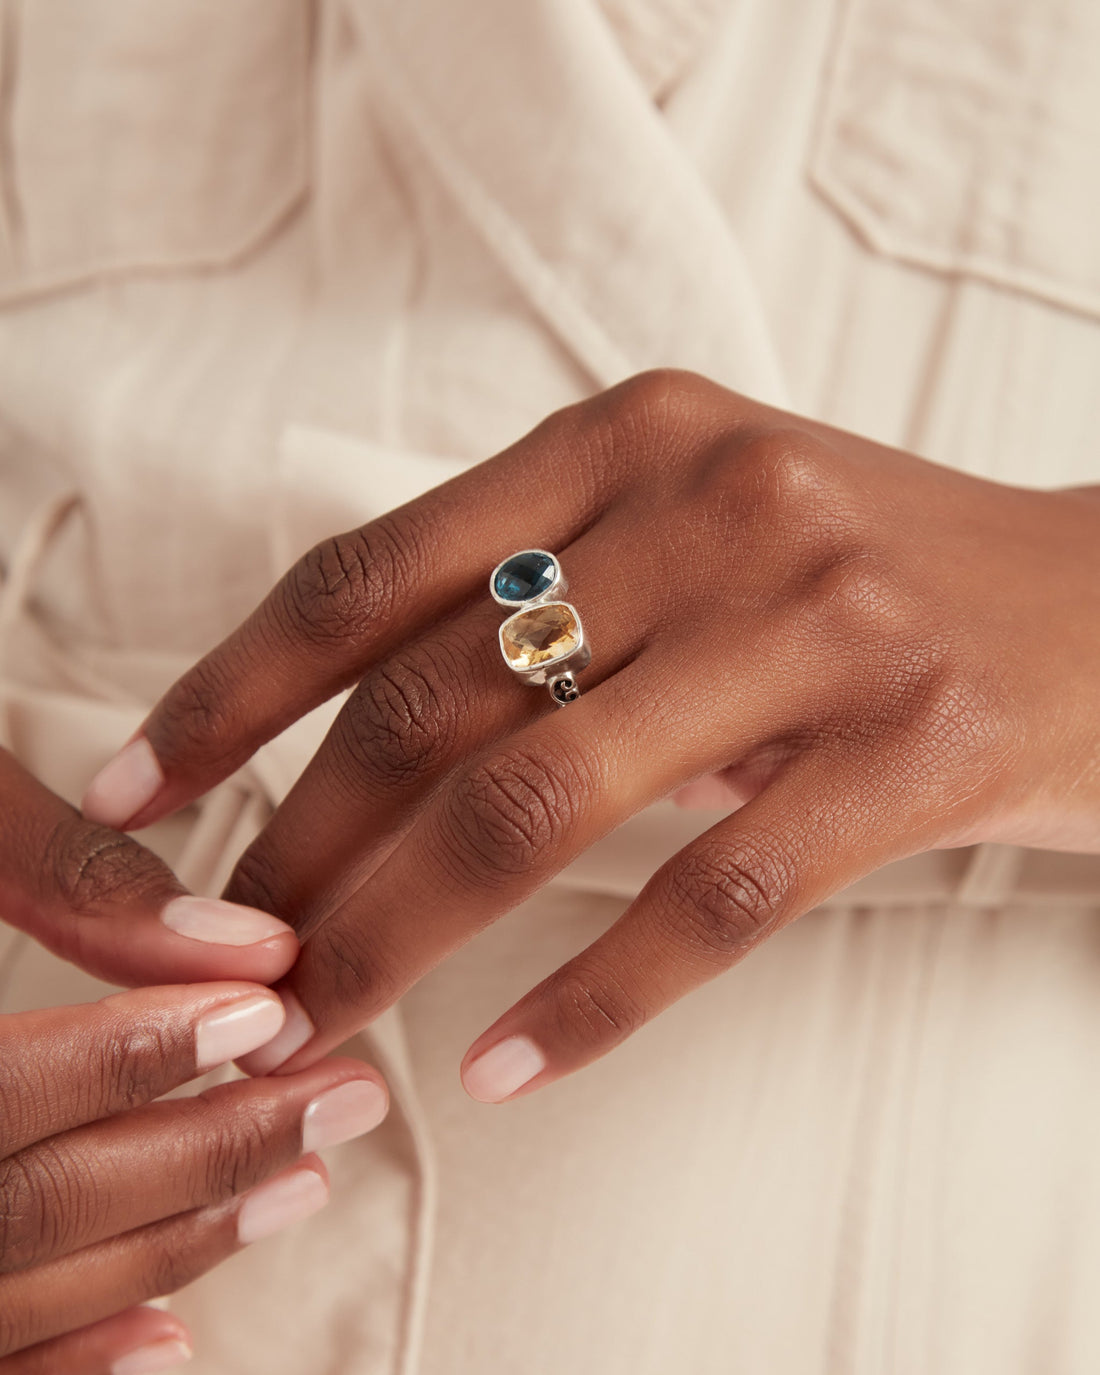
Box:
[350, 0, 788, 401]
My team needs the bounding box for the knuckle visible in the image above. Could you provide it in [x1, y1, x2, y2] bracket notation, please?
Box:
[611, 367, 712, 419]
[732, 430, 854, 533]
[334, 646, 464, 793]
[0, 1286, 31, 1357]
[280, 515, 421, 648]
[660, 841, 794, 960]
[0, 1154, 36, 1270]
[829, 636, 1013, 793]
[803, 551, 911, 636]
[598, 369, 718, 467]
[42, 819, 165, 915]
[146, 1235, 215, 1301]
[226, 842, 293, 923]
[439, 747, 590, 886]
[0, 1143, 99, 1272]
[188, 1100, 281, 1203]
[309, 919, 401, 1016]
[151, 656, 240, 766]
[902, 663, 1015, 783]
[550, 368, 719, 483]
[99, 1019, 177, 1115]
[548, 965, 648, 1049]
[751, 429, 837, 498]
[0, 1053, 45, 1160]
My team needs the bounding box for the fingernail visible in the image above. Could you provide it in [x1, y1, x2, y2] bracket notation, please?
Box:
[82, 736, 164, 828]
[195, 994, 285, 1072]
[111, 1339, 193, 1375]
[301, 1079, 388, 1152]
[162, 895, 294, 947]
[236, 991, 314, 1075]
[462, 1035, 546, 1103]
[237, 1164, 328, 1244]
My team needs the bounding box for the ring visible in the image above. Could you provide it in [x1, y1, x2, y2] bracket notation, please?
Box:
[490, 549, 592, 706]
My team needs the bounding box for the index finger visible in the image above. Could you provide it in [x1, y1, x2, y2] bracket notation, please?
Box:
[81, 407, 620, 833]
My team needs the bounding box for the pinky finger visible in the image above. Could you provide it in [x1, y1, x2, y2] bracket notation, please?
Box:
[0, 1159, 329, 1360]
[0, 1307, 191, 1375]
[461, 747, 916, 1101]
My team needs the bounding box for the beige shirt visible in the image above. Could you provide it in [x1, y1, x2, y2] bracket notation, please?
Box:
[1, 2, 1099, 1372]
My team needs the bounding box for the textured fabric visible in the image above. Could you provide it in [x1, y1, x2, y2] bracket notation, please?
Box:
[1, 1, 1099, 1371]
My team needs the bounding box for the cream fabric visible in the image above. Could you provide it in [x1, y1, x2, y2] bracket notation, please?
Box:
[1, 1, 1099, 1371]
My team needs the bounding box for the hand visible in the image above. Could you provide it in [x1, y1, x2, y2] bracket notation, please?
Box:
[0, 747, 298, 990]
[0, 749, 389, 1370]
[0, 983, 388, 1370]
[82, 370, 1100, 1101]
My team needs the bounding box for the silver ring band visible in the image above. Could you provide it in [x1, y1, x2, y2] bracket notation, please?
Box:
[490, 549, 591, 706]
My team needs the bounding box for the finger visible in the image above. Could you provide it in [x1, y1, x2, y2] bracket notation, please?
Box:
[80, 368, 725, 834]
[0, 751, 297, 988]
[223, 509, 654, 934]
[0, 1058, 386, 1271]
[0, 984, 288, 1159]
[222, 597, 548, 932]
[80, 418, 619, 833]
[0, 1308, 191, 1375]
[0, 1158, 329, 1357]
[459, 746, 921, 1101]
[240, 629, 825, 1076]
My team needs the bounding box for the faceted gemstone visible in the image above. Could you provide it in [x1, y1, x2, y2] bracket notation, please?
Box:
[500, 602, 581, 670]
[493, 550, 556, 603]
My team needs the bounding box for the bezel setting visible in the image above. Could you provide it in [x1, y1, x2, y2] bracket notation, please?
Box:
[490, 549, 590, 706]
[497, 600, 591, 686]
[489, 549, 567, 608]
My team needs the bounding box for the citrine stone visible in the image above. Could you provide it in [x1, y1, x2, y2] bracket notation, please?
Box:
[493, 550, 557, 603]
[500, 602, 581, 670]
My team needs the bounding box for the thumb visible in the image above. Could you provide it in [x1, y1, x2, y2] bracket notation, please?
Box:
[0, 750, 297, 988]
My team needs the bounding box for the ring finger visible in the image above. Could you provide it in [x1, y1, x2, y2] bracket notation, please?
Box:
[0, 1060, 386, 1273]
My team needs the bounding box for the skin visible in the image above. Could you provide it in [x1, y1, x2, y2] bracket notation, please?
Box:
[89, 370, 1100, 1098]
[0, 750, 388, 1369]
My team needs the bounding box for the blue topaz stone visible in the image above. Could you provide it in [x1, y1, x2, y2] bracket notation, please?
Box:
[491, 550, 559, 605]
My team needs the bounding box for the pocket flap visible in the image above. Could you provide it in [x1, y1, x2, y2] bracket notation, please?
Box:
[812, 0, 1100, 318]
[0, 0, 310, 301]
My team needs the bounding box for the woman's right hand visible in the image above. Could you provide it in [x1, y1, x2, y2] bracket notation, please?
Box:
[0, 749, 390, 1371]
[0, 983, 389, 1372]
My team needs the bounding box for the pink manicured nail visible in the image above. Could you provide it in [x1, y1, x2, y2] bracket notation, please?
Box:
[161, 896, 294, 947]
[82, 736, 165, 828]
[236, 991, 314, 1075]
[195, 995, 285, 1072]
[462, 1035, 547, 1103]
[301, 1079, 388, 1152]
[237, 1165, 328, 1244]
[111, 1338, 193, 1375]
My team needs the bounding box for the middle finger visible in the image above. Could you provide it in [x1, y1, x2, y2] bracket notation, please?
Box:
[0, 1060, 386, 1273]
[223, 515, 657, 936]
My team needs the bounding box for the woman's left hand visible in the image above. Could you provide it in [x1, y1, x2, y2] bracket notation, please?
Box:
[82, 371, 1100, 1100]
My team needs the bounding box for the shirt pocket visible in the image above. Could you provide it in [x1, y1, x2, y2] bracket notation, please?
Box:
[811, 0, 1100, 318]
[0, 0, 310, 303]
